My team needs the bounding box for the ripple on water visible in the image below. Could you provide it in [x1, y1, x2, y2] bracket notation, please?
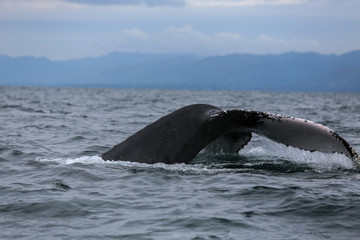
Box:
[1, 88, 360, 240]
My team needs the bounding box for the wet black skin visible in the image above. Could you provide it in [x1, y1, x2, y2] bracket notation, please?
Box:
[102, 104, 359, 166]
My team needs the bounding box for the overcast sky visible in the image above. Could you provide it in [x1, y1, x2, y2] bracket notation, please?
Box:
[0, 0, 359, 60]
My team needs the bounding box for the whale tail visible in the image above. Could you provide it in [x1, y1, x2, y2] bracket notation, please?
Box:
[234, 110, 358, 157]
[102, 104, 359, 166]
[228, 109, 359, 167]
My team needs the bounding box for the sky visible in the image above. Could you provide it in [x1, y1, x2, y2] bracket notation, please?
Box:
[0, 0, 359, 60]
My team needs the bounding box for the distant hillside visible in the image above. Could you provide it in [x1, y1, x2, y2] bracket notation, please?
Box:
[1, 51, 360, 92]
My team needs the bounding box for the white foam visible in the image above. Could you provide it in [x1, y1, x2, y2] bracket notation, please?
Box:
[102, 160, 238, 175]
[151, 162, 238, 175]
[242, 137, 355, 171]
[36, 155, 105, 165]
[35, 155, 240, 175]
[36, 140, 356, 174]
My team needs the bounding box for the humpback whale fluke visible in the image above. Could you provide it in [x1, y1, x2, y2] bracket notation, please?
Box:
[101, 104, 359, 166]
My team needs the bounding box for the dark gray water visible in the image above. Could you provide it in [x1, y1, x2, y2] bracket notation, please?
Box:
[1, 86, 360, 240]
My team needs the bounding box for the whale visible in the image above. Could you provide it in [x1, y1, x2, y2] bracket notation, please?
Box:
[101, 104, 359, 166]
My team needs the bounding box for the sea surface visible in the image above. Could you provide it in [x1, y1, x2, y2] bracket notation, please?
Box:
[1, 86, 360, 240]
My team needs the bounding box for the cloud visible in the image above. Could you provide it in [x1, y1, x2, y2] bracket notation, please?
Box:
[0, 0, 71, 10]
[119, 28, 149, 40]
[111, 25, 319, 56]
[186, 0, 306, 7]
[0, 22, 351, 60]
[0, 0, 186, 12]
[113, 25, 244, 55]
[1, 0, 358, 59]
[2, 0, 305, 9]
[64, 0, 186, 7]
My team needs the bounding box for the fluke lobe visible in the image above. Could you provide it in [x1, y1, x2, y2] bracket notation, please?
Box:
[101, 104, 359, 166]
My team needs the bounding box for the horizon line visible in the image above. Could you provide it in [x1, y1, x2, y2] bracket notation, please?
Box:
[1, 49, 359, 62]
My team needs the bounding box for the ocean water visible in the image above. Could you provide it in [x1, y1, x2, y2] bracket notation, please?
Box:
[1, 86, 360, 240]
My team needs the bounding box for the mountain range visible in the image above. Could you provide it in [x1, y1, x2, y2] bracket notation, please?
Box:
[1, 51, 360, 92]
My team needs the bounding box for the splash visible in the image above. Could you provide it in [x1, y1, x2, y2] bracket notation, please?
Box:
[241, 137, 355, 172]
[35, 155, 244, 175]
[36, 139, 356, 174]
[36, 155, 105, 165]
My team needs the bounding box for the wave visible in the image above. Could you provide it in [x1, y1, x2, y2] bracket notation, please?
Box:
[37, 155, 105, 165]
[36, 155, 240, 175]
[36, 143, 356, 174]
[0, 104, 46, 113]
[240, 138, 355, 172]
